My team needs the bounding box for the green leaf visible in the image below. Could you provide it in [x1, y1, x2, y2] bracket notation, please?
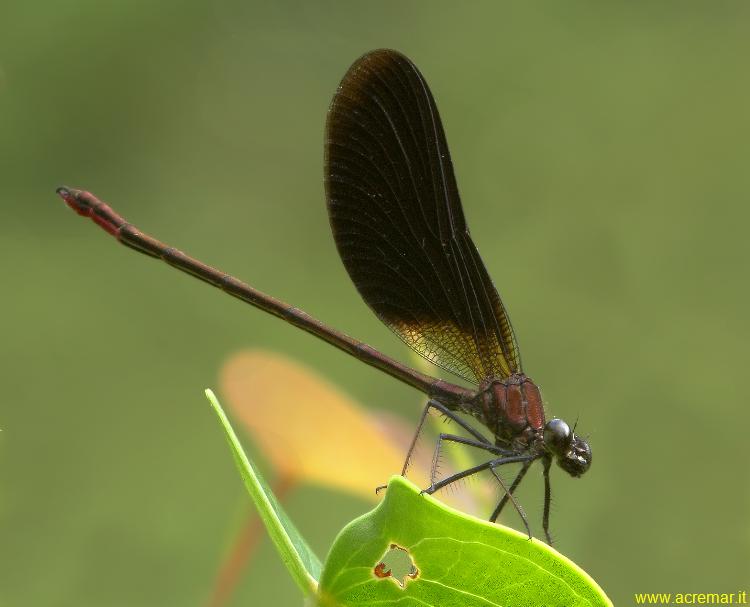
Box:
[205, 389, 321, 596]
[318, 476, 612, 607]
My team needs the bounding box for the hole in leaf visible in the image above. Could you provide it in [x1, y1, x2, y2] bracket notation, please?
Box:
[372, 543, 419, 588]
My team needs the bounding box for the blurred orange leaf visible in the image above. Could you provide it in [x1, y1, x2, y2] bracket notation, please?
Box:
[220, 349, 407, 501]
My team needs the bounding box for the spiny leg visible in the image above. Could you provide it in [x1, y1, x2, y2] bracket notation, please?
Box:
[489, 460, 532, 523]
[542, 455, 553, 545]
[426, 433, 532, 537]
[429, 433, 514, 487]
[422, 454, 534, 495]
[488, 466, 532, 539]
[401, 399, 493, 476]
[375, 398, 493, 494]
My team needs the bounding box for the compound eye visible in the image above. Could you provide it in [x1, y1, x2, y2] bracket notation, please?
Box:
[544, 418, 572, 451]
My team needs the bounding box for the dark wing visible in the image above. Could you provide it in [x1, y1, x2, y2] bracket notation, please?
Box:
[324, 49, 521, 385]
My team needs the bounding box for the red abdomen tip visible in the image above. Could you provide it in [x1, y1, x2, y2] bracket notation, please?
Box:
[56, 186, 90, 217]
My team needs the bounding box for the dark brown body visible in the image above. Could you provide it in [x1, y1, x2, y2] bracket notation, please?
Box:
[472, 374, 546, 452]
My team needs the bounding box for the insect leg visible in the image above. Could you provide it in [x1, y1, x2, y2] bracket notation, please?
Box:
[542, 455, 554, 545]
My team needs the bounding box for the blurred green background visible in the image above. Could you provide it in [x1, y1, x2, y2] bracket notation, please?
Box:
[2, 1, 749, 605]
